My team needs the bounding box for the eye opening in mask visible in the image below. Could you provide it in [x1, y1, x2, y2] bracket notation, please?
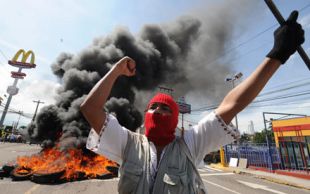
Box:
[146, 102, 172, 113]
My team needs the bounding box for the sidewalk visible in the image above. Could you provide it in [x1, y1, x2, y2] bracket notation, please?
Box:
[210, 163, 310, 190]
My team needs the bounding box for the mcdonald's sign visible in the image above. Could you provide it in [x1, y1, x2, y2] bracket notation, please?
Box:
[11, 71, 26, 79]
[8, 49, 36, 69]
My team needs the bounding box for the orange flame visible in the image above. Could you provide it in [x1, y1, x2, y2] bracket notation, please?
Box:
[16, 147, 117, 181]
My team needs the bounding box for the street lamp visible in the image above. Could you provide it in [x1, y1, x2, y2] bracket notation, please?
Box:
[225, 72, 243, 129]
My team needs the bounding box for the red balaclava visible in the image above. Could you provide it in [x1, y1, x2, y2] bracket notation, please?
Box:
[144, 93, 179, 146]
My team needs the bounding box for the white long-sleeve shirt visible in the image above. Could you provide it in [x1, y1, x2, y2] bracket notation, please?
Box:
[86, 111, 240, 179]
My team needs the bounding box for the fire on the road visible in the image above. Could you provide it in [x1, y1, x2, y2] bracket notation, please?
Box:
[1, 146, 118, 183]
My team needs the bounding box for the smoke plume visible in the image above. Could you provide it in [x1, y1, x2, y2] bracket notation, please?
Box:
[28, 0, 257, 149]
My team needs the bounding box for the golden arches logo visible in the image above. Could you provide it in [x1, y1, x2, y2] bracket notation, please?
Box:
[11, 49, 35, 64]
[8, 49, 36, 68]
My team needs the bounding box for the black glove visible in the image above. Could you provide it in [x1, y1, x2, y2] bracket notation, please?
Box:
[267, 10, 305, 64]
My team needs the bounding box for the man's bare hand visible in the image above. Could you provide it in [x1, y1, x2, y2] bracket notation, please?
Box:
[115, 56, 136, 77]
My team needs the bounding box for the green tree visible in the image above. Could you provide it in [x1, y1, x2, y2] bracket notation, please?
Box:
[239, 133, 251, 143]
[253, 129, 274, 144]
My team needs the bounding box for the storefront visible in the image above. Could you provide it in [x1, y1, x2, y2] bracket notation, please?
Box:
[272, 117, 310, 170]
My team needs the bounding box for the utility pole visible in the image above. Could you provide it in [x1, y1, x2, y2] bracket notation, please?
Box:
[32, 100, 44, 122]
[177, 96, 191, 130]
[225, 72, 243, 130]
[15, 111, 23, 130]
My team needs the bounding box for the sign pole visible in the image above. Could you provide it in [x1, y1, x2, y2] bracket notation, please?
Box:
[0, 49, 36, 127]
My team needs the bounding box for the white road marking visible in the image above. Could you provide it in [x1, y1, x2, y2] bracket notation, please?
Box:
[238, 180, 288, 194]
[203, 179, 241, 194]
[24, 184, 40, 194]
[0, 181, 22, 184]
[69, 178, 120, 184]
[89, 178, 120, 182]
[198, 168, 215, 173]
[205, 165, 223, 172]
[201, 172, 234, 176]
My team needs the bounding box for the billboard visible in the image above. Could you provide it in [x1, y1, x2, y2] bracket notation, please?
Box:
[177, 96, 191, 114]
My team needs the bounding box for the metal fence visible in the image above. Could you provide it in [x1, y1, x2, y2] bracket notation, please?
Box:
[224, 143, 282, 170]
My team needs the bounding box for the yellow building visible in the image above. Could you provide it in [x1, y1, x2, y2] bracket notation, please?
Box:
[272, 117, 310, 170]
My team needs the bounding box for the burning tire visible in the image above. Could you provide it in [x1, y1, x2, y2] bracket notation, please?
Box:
[32, 169, 65, 184]
[96, 172, 115, 179]
[10, 166, 33, 181]
[71, 171, 87, 181]
[106, 166, 119, 176]
[0, 169, 8, 178]
[0, 164, 16, 177]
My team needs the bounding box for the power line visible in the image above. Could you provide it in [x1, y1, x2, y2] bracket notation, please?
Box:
[0, 48, 9, 61]
[299, 3, 310, 12]
[191, 90, 310, 112]
[191, 76, 310, 111]
[0, 101, 34, 119]
[257, 82, 310, 98]
[262, 77, 310, 92]
[253, 90, 310, 103]
[249, 95, 310, 107]
[199, 3, 310, 68]
[204, 26, 275, 66]
[247, 98, 310, 108]
[0, 109, 33, 119]
[229, 41, 271, 63]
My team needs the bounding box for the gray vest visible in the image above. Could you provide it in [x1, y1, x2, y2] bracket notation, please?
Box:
[118, 131, 206, 194]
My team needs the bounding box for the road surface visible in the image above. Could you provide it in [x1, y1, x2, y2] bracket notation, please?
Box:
[0, 143, 308, 194]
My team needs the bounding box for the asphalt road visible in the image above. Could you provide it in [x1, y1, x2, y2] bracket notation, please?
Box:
[0, 143, 309, 194]
[200, 166, 309, 194]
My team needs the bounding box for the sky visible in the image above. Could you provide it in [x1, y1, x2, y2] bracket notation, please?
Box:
[0, 0, 310, 134]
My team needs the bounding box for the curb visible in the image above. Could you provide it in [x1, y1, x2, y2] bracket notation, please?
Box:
[209, 163, 310, 191]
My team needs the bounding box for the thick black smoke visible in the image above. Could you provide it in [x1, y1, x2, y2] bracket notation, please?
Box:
[28, 0, 258, 149]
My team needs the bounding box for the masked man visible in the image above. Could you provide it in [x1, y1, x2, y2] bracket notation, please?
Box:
[81, 11, 304, 194]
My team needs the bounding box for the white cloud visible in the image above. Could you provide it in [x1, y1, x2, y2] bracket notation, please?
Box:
[14, 80, 60, 108]
[0, 0, 90, 64]
[0, 0, 96, 84]
[0, 0, 89, 127]
[0, 39, 19, 52]
[300, 14, 310, 29]
[0, 65, 60, 126]
[238, 99, 310, 134]
[0, 65, 12, 95]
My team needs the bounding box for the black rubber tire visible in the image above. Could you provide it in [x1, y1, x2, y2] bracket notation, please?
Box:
[2, 164, 16, 175]
[10, 167, 33, 181]
[106, 166, 119, 176]
[31, 170, 65, 184]
[0, 169, 9, 177]
[96, 172, 115, 179]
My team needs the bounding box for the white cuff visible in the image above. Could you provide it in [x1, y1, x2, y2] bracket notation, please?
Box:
[86, 114, 110, 152]
[213, 111, 241, 143]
